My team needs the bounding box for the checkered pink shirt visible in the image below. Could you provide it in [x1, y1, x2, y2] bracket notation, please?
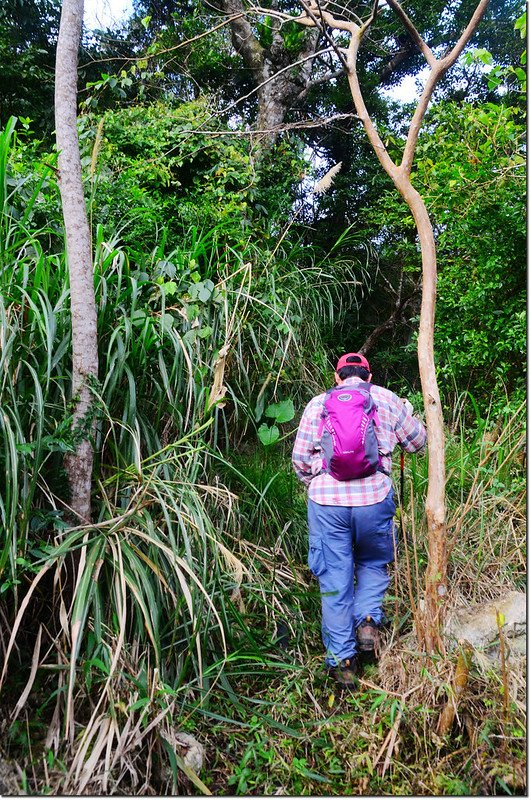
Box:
[292, 377, 426, 506]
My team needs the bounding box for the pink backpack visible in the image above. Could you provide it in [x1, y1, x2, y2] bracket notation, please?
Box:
[317, 382, 383, 480]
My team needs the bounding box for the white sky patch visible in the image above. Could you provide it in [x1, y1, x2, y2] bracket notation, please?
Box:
[84, 0, 134, 30]
[381, 69, 430, 104]
[383, 74, 419, 103]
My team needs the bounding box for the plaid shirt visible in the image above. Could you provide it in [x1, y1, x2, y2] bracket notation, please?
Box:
[292, 377, 426, 506]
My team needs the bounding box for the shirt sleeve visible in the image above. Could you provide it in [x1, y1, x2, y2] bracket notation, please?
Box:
[394, 402, 427, 453]
[292, 398, 323, 486]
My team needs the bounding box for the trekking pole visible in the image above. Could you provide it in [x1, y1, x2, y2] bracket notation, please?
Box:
[399, 450, 405, 510]
[397, 450, 406, 544]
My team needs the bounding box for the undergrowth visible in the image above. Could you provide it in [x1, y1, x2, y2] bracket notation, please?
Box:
[0, 117, 526, 796]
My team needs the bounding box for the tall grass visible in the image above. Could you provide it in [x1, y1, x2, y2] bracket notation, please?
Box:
[0, 117, 368, 791]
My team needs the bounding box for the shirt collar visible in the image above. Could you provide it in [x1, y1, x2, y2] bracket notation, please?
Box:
[340, 376, 365, 386]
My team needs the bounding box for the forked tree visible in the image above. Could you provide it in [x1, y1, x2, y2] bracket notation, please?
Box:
[247, 0, 489, 651]
[55, 0, 98, 524]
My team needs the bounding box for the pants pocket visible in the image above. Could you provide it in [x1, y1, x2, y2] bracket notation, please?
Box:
[308, 537, 327, 576]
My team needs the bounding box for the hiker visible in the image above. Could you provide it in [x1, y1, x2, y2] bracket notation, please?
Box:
[292, 352, 426, 688]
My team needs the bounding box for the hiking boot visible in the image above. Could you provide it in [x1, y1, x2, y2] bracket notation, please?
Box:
[326, 657, 359, 689]
[356, 616, 381, 663]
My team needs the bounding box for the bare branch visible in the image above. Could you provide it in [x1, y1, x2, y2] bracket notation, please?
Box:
[178, 112, 358, 138]
[359, 291, 419, 356]
[296, 67, 344, 101]
[345, 34, 399, 178]
[398, 0, 490, 176]
[399, 69, 440, 176]
[220, 45, 335, 116]
[80, 13, 246, 69]
[359, 0, 381, 37]
[378, 41, 417, 83]
[385, 0, 436, 67]
[300, 1, 359, 35]
[249, 5, 315, 26]
[440, 0, 490, 68]
[304, 0, 349, 69]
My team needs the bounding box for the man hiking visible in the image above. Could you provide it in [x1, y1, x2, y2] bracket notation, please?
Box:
[292, 352, 426, 688]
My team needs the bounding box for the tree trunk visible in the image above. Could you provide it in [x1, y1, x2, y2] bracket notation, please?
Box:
[398, 182, 447, 652]
[55, 0, 98, 524]
[222, 0, 319, 145]
[256, 69, 296, 134]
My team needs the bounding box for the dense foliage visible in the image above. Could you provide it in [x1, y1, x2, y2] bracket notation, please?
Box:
[350, 97, 525, 413]
[0, 1, 526, 796]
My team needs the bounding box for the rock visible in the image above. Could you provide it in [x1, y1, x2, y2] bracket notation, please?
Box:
[444, 591, 526, 661]
[160, 729, 205, 774]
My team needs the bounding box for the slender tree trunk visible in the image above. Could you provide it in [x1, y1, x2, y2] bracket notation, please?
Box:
[344, 34, 448, 648]
[55, 0, 98, 524]
[398, 182, 447, 651]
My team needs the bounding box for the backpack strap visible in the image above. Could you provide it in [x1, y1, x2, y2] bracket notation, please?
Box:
[316, 386, 335, 440]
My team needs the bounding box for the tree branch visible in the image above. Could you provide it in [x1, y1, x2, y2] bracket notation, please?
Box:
[385, 0, 436, 67]
[345, 28, 399, 179]
[299, 0, 349, 69]
[440, 0, 490, 68]
[359, 291, 420, 356]
[359, 0, 380, 37]
[221, 0, 264, 75]
[378, 41, 417, 83]
[397, 0, 490, 176]
[180, 111, 359, 137]
[249, 5, 315, 26]
[219, 44, 335, 116]
[296, 67, 345, 100]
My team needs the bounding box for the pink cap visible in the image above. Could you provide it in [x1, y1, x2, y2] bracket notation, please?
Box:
[336, 352, 370, 372]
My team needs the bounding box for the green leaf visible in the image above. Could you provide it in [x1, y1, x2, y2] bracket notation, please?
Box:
[132, 309, 147, 326]
[128, 697, 152, 713]
[15, 443, 34, 454]
[161, 313, 174, 331]
[258, 423, 280, 446]
[515, 11, 526, 38]
[197, 326, 213, 339]
[264, 399, 295, 424]
[161, 280, 177, 297]
[198, 281, 214, 302]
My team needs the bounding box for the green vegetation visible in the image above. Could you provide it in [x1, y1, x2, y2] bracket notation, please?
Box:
[0, 1, 526, 796]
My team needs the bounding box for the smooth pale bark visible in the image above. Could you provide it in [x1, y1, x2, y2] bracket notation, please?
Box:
[346, 39, 447, 650]
[399, 183, 447, 650]
[55, 0, 98, 523]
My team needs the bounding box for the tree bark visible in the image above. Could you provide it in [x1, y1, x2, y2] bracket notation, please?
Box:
[398, 182, 447, 651]
[222, 0, 319, 144]
[55, 0, 98, 524]
[346, 40, 447, 649]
